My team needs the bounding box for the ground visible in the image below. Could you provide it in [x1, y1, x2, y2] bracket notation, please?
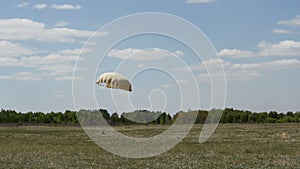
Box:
[0, 124, 299, 169]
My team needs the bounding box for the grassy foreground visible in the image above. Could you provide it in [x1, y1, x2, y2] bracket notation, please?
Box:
[0, 124, 299, 169]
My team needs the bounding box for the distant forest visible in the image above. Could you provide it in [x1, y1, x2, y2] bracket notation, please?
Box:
[0, 108, 299, 125]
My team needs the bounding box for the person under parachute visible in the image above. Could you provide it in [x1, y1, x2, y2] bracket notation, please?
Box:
[96, 72, 132, 92]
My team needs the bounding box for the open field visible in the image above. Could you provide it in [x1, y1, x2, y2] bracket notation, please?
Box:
[0, 124, 299, 169]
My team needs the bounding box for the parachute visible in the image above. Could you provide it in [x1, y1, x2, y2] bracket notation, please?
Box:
[96, 72, 132, 92]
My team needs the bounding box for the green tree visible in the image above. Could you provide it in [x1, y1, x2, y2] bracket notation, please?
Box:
[240, 112, 249, 123]
[165, 114, 172, 124]
[265, 117, 277, 123]
[258, 112, 268, 123]
[159, 113, 166, 125]
[110, 112, 119, 125]
[100, 109, 110, 120]
[196, 110, 208, 124]
[287, 111, 294, 117]
[268, 111, 278, 119]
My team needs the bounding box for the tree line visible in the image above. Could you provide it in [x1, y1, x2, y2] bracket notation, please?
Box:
[0, 108, 299, 125]
[0, 109, 78, 125]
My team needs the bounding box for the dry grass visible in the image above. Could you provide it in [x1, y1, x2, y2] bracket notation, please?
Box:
[0, 124, 299, 169]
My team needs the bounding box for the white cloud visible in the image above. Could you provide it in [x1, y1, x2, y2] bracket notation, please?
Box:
[176, 58, 300, 81]
[186, 0, 217, 3]
[57, 48, 90, 55]
[175, 58, 230, 72]
[54, 21, 70, 27]
[0, 57, 22, 66]
[55, 76, 78, 81]
[230, 59, 300, 71]
[107, 48, 184, 61]
[0, 47, 90, 81]
[0, 18, 107, 42]
[17, 2, 29, 8]
[227, 59, 300, 80]
[33, 4, 47, 10]
[0, 55, 77, 80]
[207, 58, 300, 72]
[272, 29, 291, 34]
[22, 54, 79, 67]
[197, 71, 260, 81]
[0, 72, 40, 81]
[50, 4, 81, 10]
[0, 41, 37, 57]
[107, 48, 140, 59]
[278, 16, 300, 26]
[174, 50, 184, 56]
[218, 49, 255, 58]
[37, 64, 74, 75]
[33, 4, 81, 10]
[257, 40, 300, 57]
[0, 49, 88, 67]
[219, 40, 300, 58]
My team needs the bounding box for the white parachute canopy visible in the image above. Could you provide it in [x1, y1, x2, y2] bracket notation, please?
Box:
[96, 72, 132, 92]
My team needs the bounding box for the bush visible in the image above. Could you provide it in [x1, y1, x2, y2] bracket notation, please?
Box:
[265, 117, 277, 123]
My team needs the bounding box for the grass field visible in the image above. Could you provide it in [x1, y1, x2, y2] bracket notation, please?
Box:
[0, 124, 299, 169]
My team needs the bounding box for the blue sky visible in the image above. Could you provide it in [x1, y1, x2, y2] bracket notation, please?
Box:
[1, 0, 300, 114]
